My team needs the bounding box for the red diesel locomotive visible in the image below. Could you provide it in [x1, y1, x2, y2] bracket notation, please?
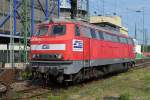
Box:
[30, 19, 135, 83]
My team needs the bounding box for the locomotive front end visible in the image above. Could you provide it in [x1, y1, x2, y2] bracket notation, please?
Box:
[30, 22, 74, 82]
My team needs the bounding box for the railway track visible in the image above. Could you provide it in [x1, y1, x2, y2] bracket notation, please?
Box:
[14, 87, 49, 100]
[1, 59, 150, 100]
[0, 68, 16, 100]
[14, 60, 150, 99]
[12, 80, 64, 100]
[132, 60, 150, 71]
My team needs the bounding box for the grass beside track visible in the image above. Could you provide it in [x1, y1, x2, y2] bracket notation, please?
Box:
[60, 68, 150, 100]
[53, 67, 150, 100]
[19, 67, 150, 100]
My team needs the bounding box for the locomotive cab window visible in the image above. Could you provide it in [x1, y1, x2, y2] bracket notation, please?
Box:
[103, 32, 112, 41]
[98, 31, 104, 40]
[112, 35, 119, 42]
[91, 29, 97, 38]
[51, 25, 66, 35]
[120, 37, 128, 44]
[75, 25, 80, 36]
[95, 30, 100, 39]
[81, 26, 92, 38]
[128, 38, 134, 45]
[36, 26, 49, 36]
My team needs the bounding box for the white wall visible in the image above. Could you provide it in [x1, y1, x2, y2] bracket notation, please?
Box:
[0, 44, 29, 50]
[135, 45, 142, 54]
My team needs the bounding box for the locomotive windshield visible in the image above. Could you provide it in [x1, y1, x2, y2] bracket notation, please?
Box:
[36, 26, 48, 36]
[50, 25, 66, 35]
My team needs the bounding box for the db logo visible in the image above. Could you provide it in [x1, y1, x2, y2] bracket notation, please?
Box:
[73, 39, 83, 51]
[42, 44, 49, 49]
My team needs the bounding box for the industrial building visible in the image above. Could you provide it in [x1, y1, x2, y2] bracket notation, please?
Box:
[0, 0, 59, 63]
[90, 16, 128, 35]
[60, 0, 88, 20]
[0, 0, 89, 64]
[0, 0, 88, 34]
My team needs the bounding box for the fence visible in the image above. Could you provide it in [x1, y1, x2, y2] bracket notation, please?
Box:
[0, 50, 28, 63]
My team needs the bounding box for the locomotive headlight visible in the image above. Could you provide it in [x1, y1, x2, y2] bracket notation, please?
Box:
[32, 54, 36, 58]
[56, 54, 63, 59]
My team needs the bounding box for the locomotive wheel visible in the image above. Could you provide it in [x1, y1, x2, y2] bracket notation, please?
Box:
[72, 71, 83, 84]
[127, 62, 132, 69]
[124, 63, 129, 71]
[92, 68, 99, 78]
[101, 66, 109, 75]
[93, 68, 104, 79]
[57, 74, 64, 83]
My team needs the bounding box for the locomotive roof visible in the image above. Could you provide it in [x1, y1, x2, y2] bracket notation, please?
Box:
[38, 18, 132, 39]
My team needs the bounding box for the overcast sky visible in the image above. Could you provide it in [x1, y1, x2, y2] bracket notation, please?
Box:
[89, 0, 150, 44]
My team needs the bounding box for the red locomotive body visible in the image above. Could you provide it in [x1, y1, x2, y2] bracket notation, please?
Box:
[30, 20, 135, 83]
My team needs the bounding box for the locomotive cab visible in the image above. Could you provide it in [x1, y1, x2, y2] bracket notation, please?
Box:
[30, 21, 83, 82]
[31, 22, 75, 61]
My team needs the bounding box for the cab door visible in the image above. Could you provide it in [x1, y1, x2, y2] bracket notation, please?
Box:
[72, 25, 84, 61]
[83, 37, 90, 67]
[74, 25, 91, 67]
[80, 26, 91, 67]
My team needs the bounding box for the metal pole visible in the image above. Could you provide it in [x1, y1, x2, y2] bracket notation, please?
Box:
[14, 0, 17, 35]
[51, 0, 55, 17]
[22, 0, 28, 63]
[10, 0, 16, 68]
[70, 0, 77, 19]
[115, 0, 117, 14]
[10, 0, 13, 67]
[87, 0, 89, 21]
[76, 0, 78, 18]
[145, 29, 147, 52]
[142, 8, 145, 53]
[102, 0, 105, 16]
[135, 22, 137, 39]
[45, 0, 49, 20]
[57, 0, 60, 18]
[13, 0, 17, 66]
[25, 0, 28, 63]
[31, 0, 34, 35]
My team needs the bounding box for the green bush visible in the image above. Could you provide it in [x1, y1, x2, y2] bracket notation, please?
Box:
[119, 93, 130, 100]
[48, 94, 61, 100]
[21, 71, 32, 79]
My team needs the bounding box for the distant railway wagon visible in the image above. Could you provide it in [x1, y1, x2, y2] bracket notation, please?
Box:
[29, 19, 135, 83]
